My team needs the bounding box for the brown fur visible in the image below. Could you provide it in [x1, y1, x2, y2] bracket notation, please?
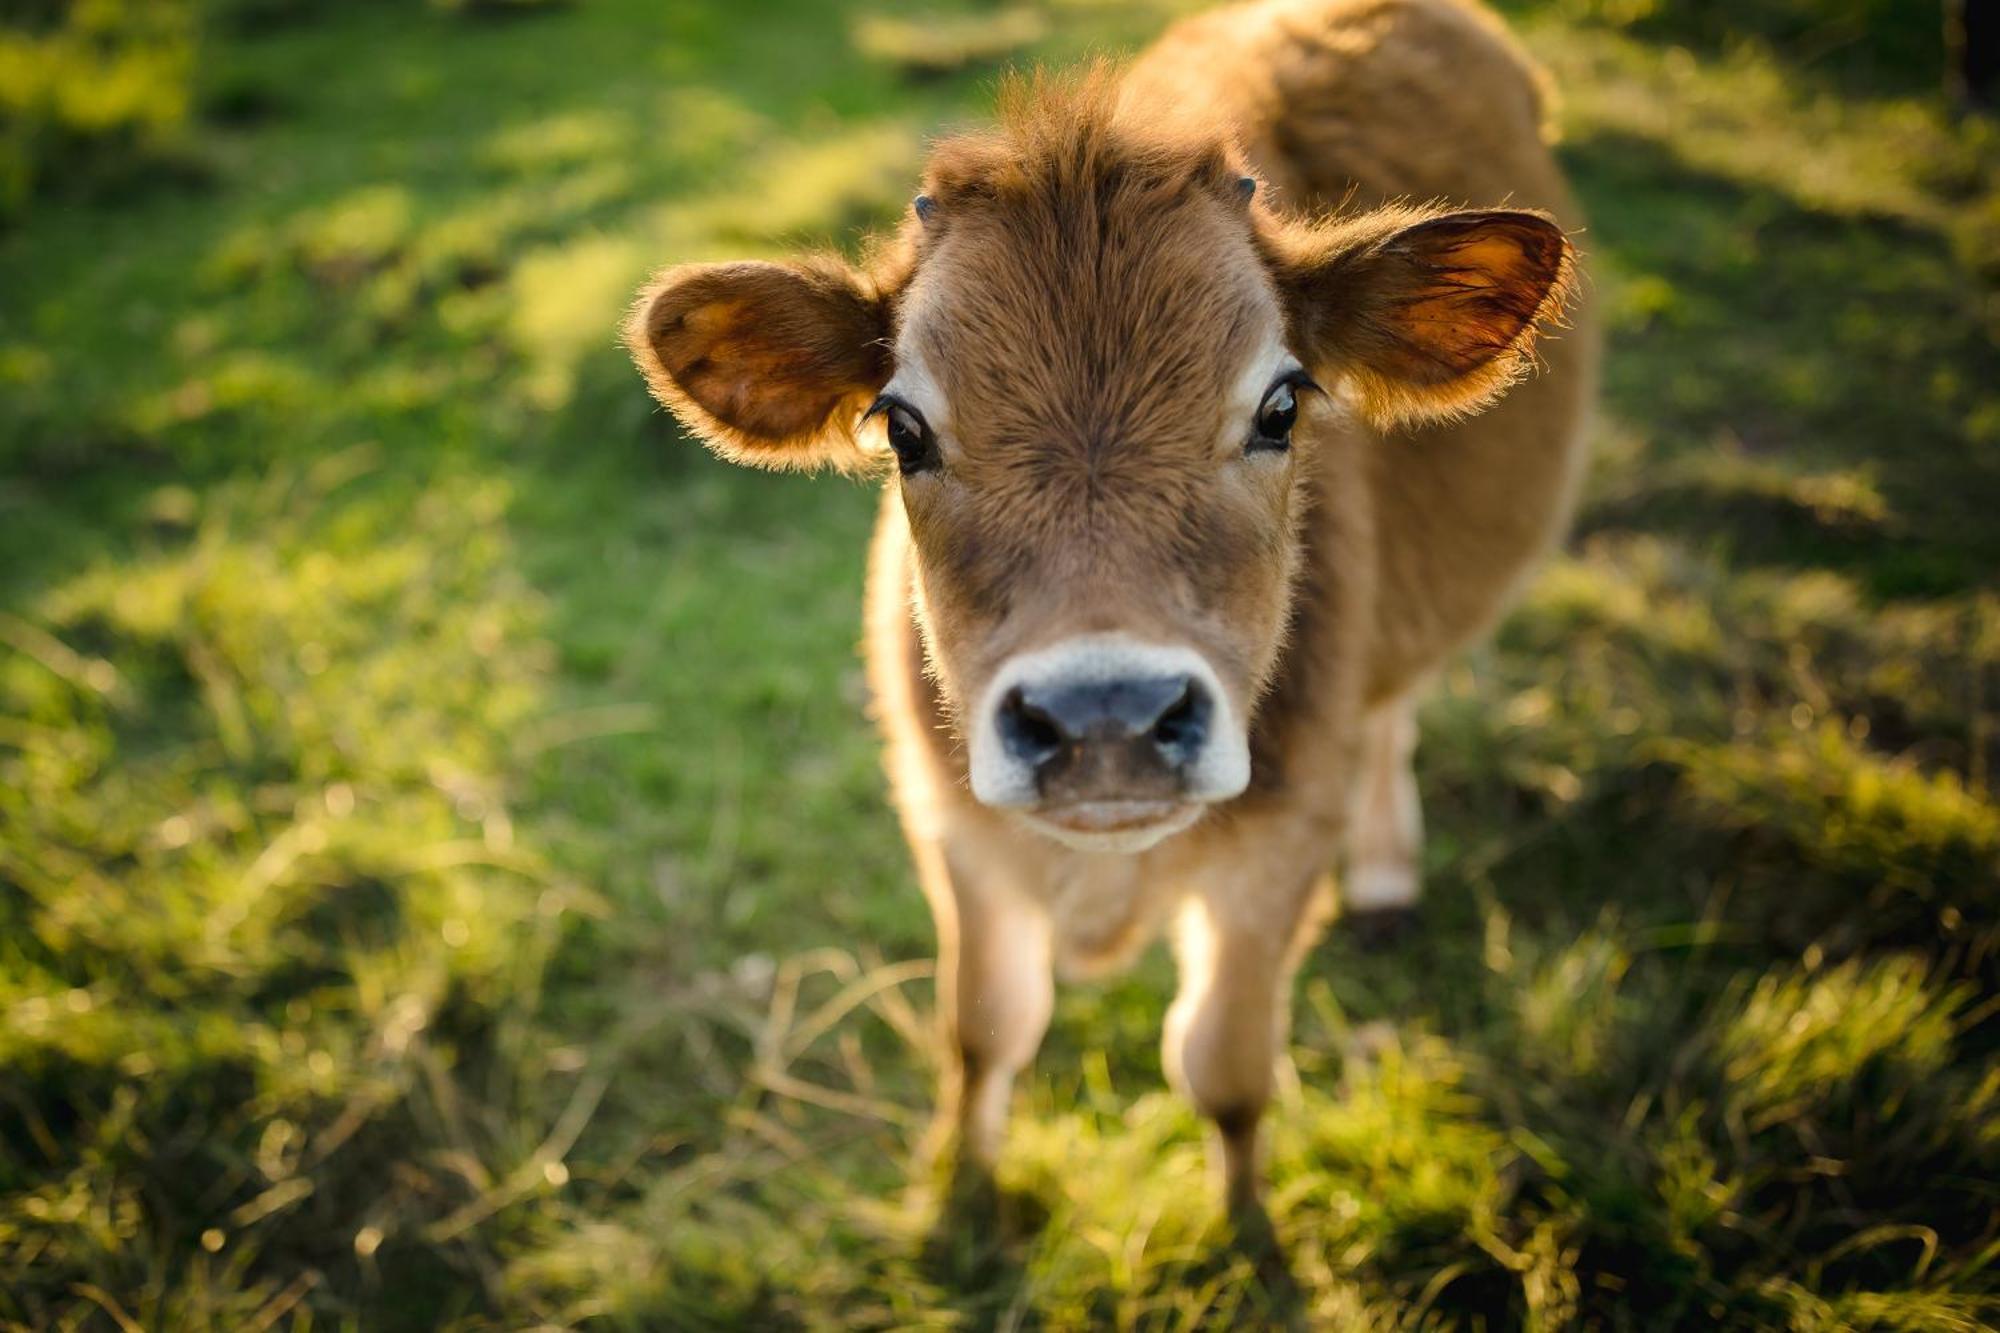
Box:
[625, 0, 1598, 1211]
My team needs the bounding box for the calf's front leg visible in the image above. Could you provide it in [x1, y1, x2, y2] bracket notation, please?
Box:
[918, 839, 1053, 1172]
[1162, 875, 1328, 1215]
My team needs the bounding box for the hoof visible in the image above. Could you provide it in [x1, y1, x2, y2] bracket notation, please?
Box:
[1346, 906, 1417, 950]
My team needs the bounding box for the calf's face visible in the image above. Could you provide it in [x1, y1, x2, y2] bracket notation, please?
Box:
[882, 186, 1306, 850]
[626, 99, 1569, 852]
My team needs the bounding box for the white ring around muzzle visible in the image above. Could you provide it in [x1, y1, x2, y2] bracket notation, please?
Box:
[966, 632, 1251, 811]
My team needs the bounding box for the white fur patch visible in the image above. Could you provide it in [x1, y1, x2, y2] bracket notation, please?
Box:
[1342, 861, 1421, 911]
[872, 340, 952, 463]
[1017, 802, 1208, 855]
[880, 345, 946, 428]
[1226, 341, 1302, 452]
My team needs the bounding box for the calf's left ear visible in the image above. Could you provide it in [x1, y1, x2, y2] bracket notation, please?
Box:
[624, 256, 893, 472]
[1273, 206, 1574, 430]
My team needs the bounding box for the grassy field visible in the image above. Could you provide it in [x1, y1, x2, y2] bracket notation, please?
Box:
[2, 0, 1997, 1327]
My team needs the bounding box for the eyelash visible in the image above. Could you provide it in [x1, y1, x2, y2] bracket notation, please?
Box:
[866, 394, 941, 475]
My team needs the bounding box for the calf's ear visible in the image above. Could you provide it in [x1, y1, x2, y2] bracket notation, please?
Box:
[1274, 206, 1574, 430]
[624, 257, 892, 471]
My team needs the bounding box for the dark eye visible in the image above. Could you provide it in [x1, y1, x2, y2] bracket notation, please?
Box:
[1248, 374, 1312, 453]
[872, 396, 940, 475]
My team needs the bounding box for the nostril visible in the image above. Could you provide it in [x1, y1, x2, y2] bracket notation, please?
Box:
[1149, 679, 1209, 757]
[1152, 686, 1195, 746]
[998, 687, 1066, 768]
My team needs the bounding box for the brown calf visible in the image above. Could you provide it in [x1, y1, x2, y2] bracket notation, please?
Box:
[626, 0, 1597, 1213]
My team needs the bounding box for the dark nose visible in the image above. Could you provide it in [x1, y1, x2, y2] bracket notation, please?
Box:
[996, 674, 1211, 796]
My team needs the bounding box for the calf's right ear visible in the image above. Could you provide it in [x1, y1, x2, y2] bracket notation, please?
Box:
[623, 257, 893, 472]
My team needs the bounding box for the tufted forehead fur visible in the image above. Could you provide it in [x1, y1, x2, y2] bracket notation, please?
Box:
[888, 73, 1300, 656]
[901, 74, 1279, 480]
[901, 71, 1277, 445]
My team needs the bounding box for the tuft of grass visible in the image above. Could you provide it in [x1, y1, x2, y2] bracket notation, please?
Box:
[852, 7, 1050, 78]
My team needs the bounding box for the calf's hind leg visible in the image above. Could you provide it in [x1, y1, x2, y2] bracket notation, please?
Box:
[1343, 692, 1423, 920]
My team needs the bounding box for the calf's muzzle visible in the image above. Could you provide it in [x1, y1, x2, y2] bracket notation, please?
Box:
[996, 674, 1209, 803]
[965, 634, 1251, 840]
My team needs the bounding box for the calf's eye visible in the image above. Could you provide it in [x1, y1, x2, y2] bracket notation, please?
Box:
[1248, 374, 1313, 453]
[869, 396, 941, 475]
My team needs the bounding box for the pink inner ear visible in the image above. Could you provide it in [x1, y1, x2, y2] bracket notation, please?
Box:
[657, 296, 846, 442]
[1381, 217, 1567, 386]
[644, 282, 864, 444]
[624, 256, 894, 468]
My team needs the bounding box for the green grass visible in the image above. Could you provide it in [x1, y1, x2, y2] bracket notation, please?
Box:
[2, 0, 1996, 1327]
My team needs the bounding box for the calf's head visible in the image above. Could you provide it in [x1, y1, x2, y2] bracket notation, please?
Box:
[626, 79, 1571, 852]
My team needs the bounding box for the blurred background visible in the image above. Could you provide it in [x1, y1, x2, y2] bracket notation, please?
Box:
[1, 0, 1996, 1327]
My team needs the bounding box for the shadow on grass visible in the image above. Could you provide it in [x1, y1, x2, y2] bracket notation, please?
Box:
[1295, 691, 1997, 1321]
[1530, 0, 1948, 101]
[1562, 128, 2000, 598]
[915, 1160, 1046, 1325]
